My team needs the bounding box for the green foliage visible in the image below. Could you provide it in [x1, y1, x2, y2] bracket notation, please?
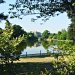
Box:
[11, 25, 27, 38]
[5, 20, 11, 29]
[57, 41, 74, 54]
[68, 18, 75, 41]
[42, 30, 50, 40]
[48, 29, 68, 40]
[57, 29, 68, 40]
[0, 20, 39, 63]
[0, 21, 27, 63]
[0, 28, 3, 34]
[0, 13, 8, 21]
[27, 32, 38, 47]
[57, 31, 62, 40]
[52, 33, 57, 39]
[41, 40, 50, 49]
[8, 0, 75, 20]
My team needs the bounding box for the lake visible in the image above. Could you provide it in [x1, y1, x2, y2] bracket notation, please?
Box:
[21, 45, 59, 56]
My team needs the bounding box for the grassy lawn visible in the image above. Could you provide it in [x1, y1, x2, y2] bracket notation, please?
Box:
[14, 55, 70, 63]
[0, 56, 75, 75]
[14, 56, 55, 63]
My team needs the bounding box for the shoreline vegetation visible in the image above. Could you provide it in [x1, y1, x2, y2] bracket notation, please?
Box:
[0, 21, 75, 75]
[0, 0, 75, 74]
[47, 39, 73, 42]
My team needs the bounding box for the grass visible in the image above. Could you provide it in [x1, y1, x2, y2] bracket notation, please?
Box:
[0, 56, 75, 75]
[14, 55, 70, 63]
[14, 56, 55, 63]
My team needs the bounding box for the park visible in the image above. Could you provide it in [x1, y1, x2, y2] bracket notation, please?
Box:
[0, 0, 75, 75]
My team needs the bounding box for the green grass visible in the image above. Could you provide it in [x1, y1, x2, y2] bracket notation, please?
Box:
[0, 61, 75, 75]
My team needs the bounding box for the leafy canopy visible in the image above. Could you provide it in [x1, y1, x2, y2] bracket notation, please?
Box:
[0, 21, 26, 63]
[9, 0, 75, 19]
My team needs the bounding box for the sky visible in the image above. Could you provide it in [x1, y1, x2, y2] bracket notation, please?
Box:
[0, 0, 71, 33]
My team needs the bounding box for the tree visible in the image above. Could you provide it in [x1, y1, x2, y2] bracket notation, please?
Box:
[0, 21, 27, 63]
[68, 18, 75, 41]
[42, 30, 50, 40]
[49, 33, 57, 39]
[0, 0, 75, 21]
[57, 31, 62, 40]
[27, 32, 38, 47]
[0, 28, 3, 34]
[11, 24, 27, 38]
[5, 20, 11, 29]
[57, 29, 67, 40]
[0, 0, 5, 3]
[9, 0, 75, 19]
[41, 40, 50, 49]
[8, 0, 75, 42]
[0, 13, 8, 21]
[60, 29, 68, 40]
[0, 0, 8, 21]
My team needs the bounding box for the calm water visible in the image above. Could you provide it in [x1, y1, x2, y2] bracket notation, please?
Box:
[21, 45, 58, 55]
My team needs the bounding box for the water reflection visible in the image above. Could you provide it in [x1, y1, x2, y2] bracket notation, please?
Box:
[20, 39, 73, 56]
[21, 46, 47, 55]
[21, 40, 60, 56]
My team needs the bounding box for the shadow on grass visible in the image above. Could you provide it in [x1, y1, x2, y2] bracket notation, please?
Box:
[0, 62, 75, 75]
[0, 62, 54, 75]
